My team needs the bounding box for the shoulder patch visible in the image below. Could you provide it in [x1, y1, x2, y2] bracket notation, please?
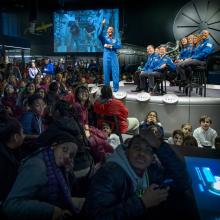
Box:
[207, 43, 212, 48]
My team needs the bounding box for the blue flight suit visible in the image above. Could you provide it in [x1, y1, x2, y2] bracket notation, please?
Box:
[153, 54, 176, 72]
[179, 44, 193, 60]
[176, 38, 213, 81]
[138, 53, 159, 90]
[144, 53, 160, 72]
[140, 54, 176, 90]
[191, 38, 213, 61]
[99, 26, 121, 92]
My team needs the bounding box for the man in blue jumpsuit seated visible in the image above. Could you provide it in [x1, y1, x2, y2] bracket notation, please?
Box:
[82, 129, 199, 220]
[99, 19, 121, 92]
[139, 46, 176, 95]
[176, 29, 214, 84]
[131, 45, 159, 92]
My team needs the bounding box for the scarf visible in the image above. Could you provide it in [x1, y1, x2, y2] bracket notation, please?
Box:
[43, 147, 80, 214]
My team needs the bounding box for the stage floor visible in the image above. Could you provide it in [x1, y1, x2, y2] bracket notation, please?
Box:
[118, 81, 220, 98]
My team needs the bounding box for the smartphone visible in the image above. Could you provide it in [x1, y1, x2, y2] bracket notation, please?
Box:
[159, 178, 174, 189]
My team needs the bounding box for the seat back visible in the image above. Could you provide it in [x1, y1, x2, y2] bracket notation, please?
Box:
[95, 113, 123, 144]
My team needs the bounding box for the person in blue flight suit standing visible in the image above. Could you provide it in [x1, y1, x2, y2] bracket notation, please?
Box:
[99, 19, 121, 92]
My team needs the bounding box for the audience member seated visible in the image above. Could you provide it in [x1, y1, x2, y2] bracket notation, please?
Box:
[40, 100, 82, 143]
[60, 82, 75, 107]
[2, 128, 83, 220]
[1, 84, 22, 118]
[0, 110, 24, 202]
[94, 85, 139, 134]
[28, 62, 40, 81]
[181, 122, 193, 138]
[167, 129, 184, 146]
[40, 75, 51, 91]
[84, 124, 114, 163]
[73, 85, 113, 163]
[45, 81, 60, 114]
[20, 94, 46, 139]
[38, 100, 96, 196]
[72, 85, 93, 127]
[139, 111, 164, 136]
[137, 61, 145, 71]
[193, 115, 218, 149]
[34, 74, 43, 89]
[17, 79, 27, 94]
[183, 135, 198, 148]
[8, 74, 18, 89]
[18, 82, 36, 108]
[82, 130, 198, 220]
[35, 87, 46, 99]
[101, 122, 120, 149]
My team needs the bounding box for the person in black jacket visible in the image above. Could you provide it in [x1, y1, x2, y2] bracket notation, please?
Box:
[0, 109, 24, 202]
[82, 130, 199, 220]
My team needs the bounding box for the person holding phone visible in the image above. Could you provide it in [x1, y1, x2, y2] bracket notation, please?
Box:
[98, 19, 121, 92]
[82, 131, 199, 220]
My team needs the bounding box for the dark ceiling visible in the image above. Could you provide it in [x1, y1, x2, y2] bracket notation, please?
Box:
[1, 0, 125, 11]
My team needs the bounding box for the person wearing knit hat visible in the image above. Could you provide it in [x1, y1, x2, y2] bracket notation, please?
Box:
[36, 127, 82, 149]
[2, 128, 84, 220]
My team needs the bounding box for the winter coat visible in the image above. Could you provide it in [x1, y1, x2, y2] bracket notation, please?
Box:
[94, 98, 128, 133]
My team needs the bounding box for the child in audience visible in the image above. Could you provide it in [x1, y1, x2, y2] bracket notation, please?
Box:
[20, 94, 46, 138]
[181, 123, 193, 138]
[168, 129, 184, 146]
[94, 85, 139, 134]
[139, 111, 164, 136]
[183, 135, 198, 147]
[102, 122, 120, 149]
[193, 115, 218, 149]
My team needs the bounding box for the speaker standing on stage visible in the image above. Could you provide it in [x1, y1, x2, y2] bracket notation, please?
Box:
[99, 19, 121, 92]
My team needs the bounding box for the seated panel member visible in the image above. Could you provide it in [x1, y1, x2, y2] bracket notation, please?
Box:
[176, 30, 213, 84]
[175, 37, 192, 63]
[131, 45, 159, 92]
[140, 46, 176, 95]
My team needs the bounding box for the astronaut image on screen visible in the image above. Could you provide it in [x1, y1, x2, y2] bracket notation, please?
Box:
[185, 157, 220, 220]
[54, 9, 120, 53]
